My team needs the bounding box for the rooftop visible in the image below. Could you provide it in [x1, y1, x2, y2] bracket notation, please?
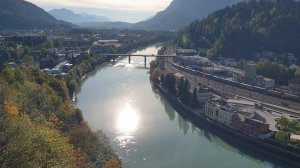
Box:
[227, 99, 255, 106]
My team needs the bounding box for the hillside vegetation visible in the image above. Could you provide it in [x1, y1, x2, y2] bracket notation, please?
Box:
[0, 68, 120, 167]
[135, 0, 242, 31]
[175, 0, 300, 60]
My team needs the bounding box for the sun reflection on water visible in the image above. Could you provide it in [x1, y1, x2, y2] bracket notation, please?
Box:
[117, 103, 140, 135]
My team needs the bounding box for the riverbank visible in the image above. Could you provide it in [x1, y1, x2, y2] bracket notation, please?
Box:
[152, 82, 300, 167]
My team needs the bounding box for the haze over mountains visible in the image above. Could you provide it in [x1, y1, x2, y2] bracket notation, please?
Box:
[72, 0, 244, 30]
[0, 0, 245, 31]
[0, 0, 73, 30]
[135, 0, 243, 31]
[48, 8, 110, 25]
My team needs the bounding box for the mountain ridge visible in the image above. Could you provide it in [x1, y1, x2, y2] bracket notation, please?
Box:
[175, 0, 300, 59]
[0, 0, 73, 30]
[48, 8, 110, 24]
[134, 0, 243, 31]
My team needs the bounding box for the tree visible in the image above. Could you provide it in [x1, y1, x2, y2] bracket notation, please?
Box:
[149, 60, 158, 74]
[0, 114, 76, 168]
[192, 88, 198, 105]
[295, 68, 300, 79]
[150, 68, 161, 83]
[104, 157, 122, 168]
[177, 78, 191, 105]
[275, 131, 290, 143]
[164, 73, 176, 95]
[23, 55, 33, 62]
[278, 117, 289, 131]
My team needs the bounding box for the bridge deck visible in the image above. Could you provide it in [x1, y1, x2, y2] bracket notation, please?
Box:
[105, 54, 182, 58]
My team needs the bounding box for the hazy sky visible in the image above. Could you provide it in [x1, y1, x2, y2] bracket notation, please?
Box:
[27, 0, 172, 22]
[28, 0, 172, 12]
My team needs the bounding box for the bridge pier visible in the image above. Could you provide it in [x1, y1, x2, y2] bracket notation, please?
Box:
[144, 56, 147, 68]
[128, 56, 131, 64]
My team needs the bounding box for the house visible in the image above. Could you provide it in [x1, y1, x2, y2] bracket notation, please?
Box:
[197, 87, 212, 104]
[290, 64, 299, 70]
[204, 99, 231, 124]
[90, 40, 120, 54]
[244, 62, 257, 81]
[256, 75, 275, 88]
[289, 79, 300, 93]
[231, 115, 270, 137]
[243, 118, 270, 137]
[174, 56, 211, 69]
[0, 36, 5, 45]
[290, 134, 300, 143]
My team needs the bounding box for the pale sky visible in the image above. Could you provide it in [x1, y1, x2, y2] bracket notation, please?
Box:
[27, 0, 172, 12]
[26, 0, 173, 22]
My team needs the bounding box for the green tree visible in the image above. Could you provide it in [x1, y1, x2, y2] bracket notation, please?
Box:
[150, 68, 161, 83]
[23, 55, 33, 62]
[177, 78, 191, 105]
[295, 68, 300, 79]
[0, 113, 76, 168]
[275, 131, 290, 143]
[192, 88, 198, 105]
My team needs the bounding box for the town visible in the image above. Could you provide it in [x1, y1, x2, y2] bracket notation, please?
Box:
[150, 46, 300, 160]
[1, 0, 300, 167]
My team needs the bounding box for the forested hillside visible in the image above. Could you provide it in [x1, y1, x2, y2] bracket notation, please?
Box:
[175, 0, 300, 60]
[0, 0, 73, 30]
[0, 68, 120, 167]
[135, 0, 242, 31]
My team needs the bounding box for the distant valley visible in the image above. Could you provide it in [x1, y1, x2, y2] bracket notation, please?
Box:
[48, 8, 110, 25]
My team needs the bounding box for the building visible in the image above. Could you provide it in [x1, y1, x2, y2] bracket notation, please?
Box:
[217, 108, 235, 126]
[204, 99, 222, 121]
[227, 99, 255, 118]
[174, 56, 211, 69]
[223, 58, 238, 67]
[290, 134, 300, 143]
[205, 99, 271, 138]
[244, 62, 257, 81]
[90, 40, 120, 54]
[289, 79, 300, 93]
[256, 75, 275, 88]
[231, 115, 270, 137]
[0, 36, 5, 45]
[243, 118, 270, 137]
[176, 49, 197, 56]
[197, 87, 212, 104]
[204, 99, 233, 126]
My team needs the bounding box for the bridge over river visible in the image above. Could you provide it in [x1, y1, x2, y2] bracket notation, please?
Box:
[105, 54, 183, 67]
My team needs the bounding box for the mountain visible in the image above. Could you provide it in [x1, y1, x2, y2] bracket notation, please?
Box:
[76, 21, 132, 29]
[175, 0, 300, 60]
[48, 8, 110, 24]
[0, 0, 73, 30]
[134, 0, 243, 31]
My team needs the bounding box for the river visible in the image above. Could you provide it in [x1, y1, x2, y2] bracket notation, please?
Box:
[76, 44, 286, 168]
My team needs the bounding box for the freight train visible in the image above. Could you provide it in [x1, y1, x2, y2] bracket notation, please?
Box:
[170, 61, 300, 102]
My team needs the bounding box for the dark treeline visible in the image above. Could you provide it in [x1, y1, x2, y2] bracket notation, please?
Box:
[175, 0, 300, 60]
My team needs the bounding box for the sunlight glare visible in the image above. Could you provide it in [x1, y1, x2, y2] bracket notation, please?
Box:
[117, 104, 140, 135]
